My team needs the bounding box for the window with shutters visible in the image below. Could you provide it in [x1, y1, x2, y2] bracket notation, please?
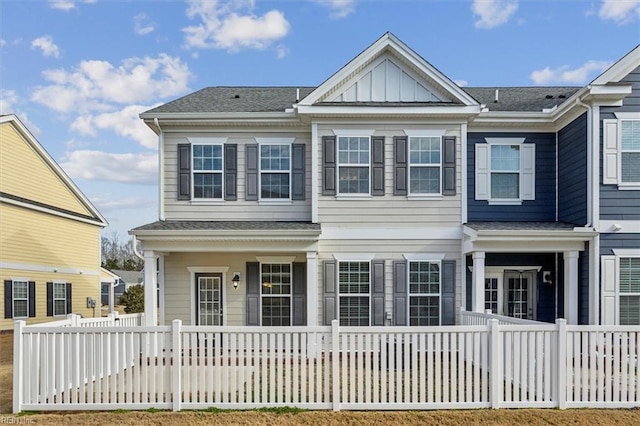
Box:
[12, 280, 28, 318]
[192, 144, 223, 199]
[408, 261, 440, 325]
[619, 257, 640, 325]
[338, 137, 370, 194]
[475, 138, 535, 204]
[261, 263, 291, 326]
[620, 120, 640, 184]
[338, 261, 370, 326]
[409, 137, 441, 194]
[53, 281, 68, 316]
[260, 144, 291, 199]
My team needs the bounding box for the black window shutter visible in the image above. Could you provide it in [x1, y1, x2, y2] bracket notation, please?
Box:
[177, 143, 191, 200]
[394, 136, 408, 195]
[245, 144, 259, 201]
[291, 144, 306, 200]
[322, 136, 336, 196]
[292, 262, 307, 325]
[371, 260, 385, 326]
[28, 281, 36, 318]
[442, 136, 456, 195]
[4, 280, 12, 319]
[441, 260, 456, 325]
[66, 283, 72, 314]
[46, 282, 53, 317]
[246, 262, 260, 326]
[371, 136, 385, 196]
[323, 260, 337, 325]
[224, 144, 237, 201]
[393, 260, 408, 326]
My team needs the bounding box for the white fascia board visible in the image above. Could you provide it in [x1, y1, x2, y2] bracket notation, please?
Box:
[463, 239, 586, 254]
[592, 45, 640, 85]
[296, 105, 481, 116]
[589, 85, 632, 96]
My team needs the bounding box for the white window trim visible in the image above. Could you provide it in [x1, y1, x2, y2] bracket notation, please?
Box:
[52, 280, 67, 317]
[605, 253, 640, 325]
[619, 119, 640, 189]
[337, 260, 371, 327]
[258, 141, 292, 201]
[336, 135, 371, 196]
[187, 266, 229, 327]
[12, 279, 29, 319]
[604, 114, 640, 190]
[407, 260, 442, 326]
[407, 135, 443, 196]
[259, 261, 293, 327]
[191, 142, 224, 201]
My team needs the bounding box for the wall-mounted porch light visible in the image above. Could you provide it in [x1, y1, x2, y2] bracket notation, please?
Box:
[232, 273, 241, 289]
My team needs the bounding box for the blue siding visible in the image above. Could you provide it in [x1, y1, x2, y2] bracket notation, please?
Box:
[600, 233, 640, 255]
[600, 66, 640, 221]
[467, 132, 556, 221]
[558, 113, 588, 225]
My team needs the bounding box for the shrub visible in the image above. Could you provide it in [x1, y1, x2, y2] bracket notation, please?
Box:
[119, 284, 144, 313]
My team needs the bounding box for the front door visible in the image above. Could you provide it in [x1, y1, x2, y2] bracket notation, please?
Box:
[484, 270, 537, 320]
[196, 273, 223, 325]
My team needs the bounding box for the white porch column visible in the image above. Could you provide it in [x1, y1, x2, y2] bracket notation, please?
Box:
[306, 251, 318, 326]
[143, 250, 158, 326]
[564, 251, 579, 325]
[158, 254, 165, 326]
[472, 251, 486, 312]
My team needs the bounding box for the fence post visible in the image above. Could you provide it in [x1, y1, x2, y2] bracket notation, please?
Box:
[67, 313, 79, 327]
[13, 320, 24, 413]
[489, 319, 501, 409]
[556, 319, 567, 409]
[331, 319, 340, 412]
[172, 319, 182, 412]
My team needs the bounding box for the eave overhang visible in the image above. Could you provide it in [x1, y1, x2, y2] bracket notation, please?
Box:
[296, 104, 481, 118]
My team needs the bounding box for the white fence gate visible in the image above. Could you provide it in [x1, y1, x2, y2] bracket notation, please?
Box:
[13, 315, 640, 413]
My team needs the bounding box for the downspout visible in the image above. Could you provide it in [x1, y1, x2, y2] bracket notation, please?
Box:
[154, 118, 165, 221]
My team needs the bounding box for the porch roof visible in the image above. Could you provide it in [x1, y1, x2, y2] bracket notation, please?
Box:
[132, 220, 321, 233]
[463, 221, 598, 254]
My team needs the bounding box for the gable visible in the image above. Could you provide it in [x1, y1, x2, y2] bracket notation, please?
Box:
[0, 117, 106, 225]
[324, 54, 450, 103]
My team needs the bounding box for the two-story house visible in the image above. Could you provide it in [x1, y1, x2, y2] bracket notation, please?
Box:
[131, 33, 639, 328]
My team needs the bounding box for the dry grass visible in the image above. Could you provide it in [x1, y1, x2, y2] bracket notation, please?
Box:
[1, 332, 639, 425]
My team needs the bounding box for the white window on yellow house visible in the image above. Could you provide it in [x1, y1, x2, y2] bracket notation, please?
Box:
[12, 280, 28, 318]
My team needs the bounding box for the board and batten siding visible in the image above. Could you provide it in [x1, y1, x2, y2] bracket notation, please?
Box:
[467, 132, 556, 222]
[600, 65, 640, 221]
[316, 124, 462, 227]
[558, 113, 588, 225]
[316, 239, 462, 326]
[0, 122, 93, 217]
[162, 131, 312, 221]
[162, 252, 307, 326]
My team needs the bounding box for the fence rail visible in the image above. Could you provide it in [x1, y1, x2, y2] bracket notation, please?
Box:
[13, 315, 640, 413]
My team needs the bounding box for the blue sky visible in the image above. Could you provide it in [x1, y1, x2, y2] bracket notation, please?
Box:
[1, 0, 639, 240]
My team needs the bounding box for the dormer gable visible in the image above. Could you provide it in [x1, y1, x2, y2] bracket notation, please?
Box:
[298, 32, 478, 108]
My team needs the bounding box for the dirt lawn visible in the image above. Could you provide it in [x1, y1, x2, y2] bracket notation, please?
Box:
[1, 332, 639, 425]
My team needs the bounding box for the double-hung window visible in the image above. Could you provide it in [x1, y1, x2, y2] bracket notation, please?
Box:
[408, 261, 440, 325]
[53, 282, 67, 316]
[12, 280, 28, 318]
[409, 137, 441, 194]
[475, 138, 535, 203]
[261, 263, 291, 326]
[621, 120, 640, 183]
[192, 144, 223, 199]
[260, 144, 291, 199]
[619, 257, 640, 325]
[338, 261, 370, 326]
[338, 137, 370, 194]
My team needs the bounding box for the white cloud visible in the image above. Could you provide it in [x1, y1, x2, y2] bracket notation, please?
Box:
[31, 35, 60, 58]
[0, 39, 6, 48]
[599, 0, 640, 24]
[48, 0, 96, 11]
[472, 0, 519, 29]
[60, 150, 158, 184]
[530, 60, 613, 85]
[70, 105, 159, 149]
[313, 0, 356, 19]
[183, 0, 290, 53]
[0, 89, 40, 134]
[90, 195, 155, 213]
[454, 79, 469, 87]
[31, 54, 191, 113]
[134, 13, 156, 35]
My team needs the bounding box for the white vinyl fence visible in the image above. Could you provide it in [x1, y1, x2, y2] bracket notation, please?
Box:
[13, 315, 640, 413]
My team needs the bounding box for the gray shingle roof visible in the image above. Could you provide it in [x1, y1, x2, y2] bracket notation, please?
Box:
[132, 220, 321, 232]
[142, 85, 581, 115]
[465, 221, 579, 231]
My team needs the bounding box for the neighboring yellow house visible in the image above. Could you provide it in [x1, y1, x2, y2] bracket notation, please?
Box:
[0, 114, 108, 330]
